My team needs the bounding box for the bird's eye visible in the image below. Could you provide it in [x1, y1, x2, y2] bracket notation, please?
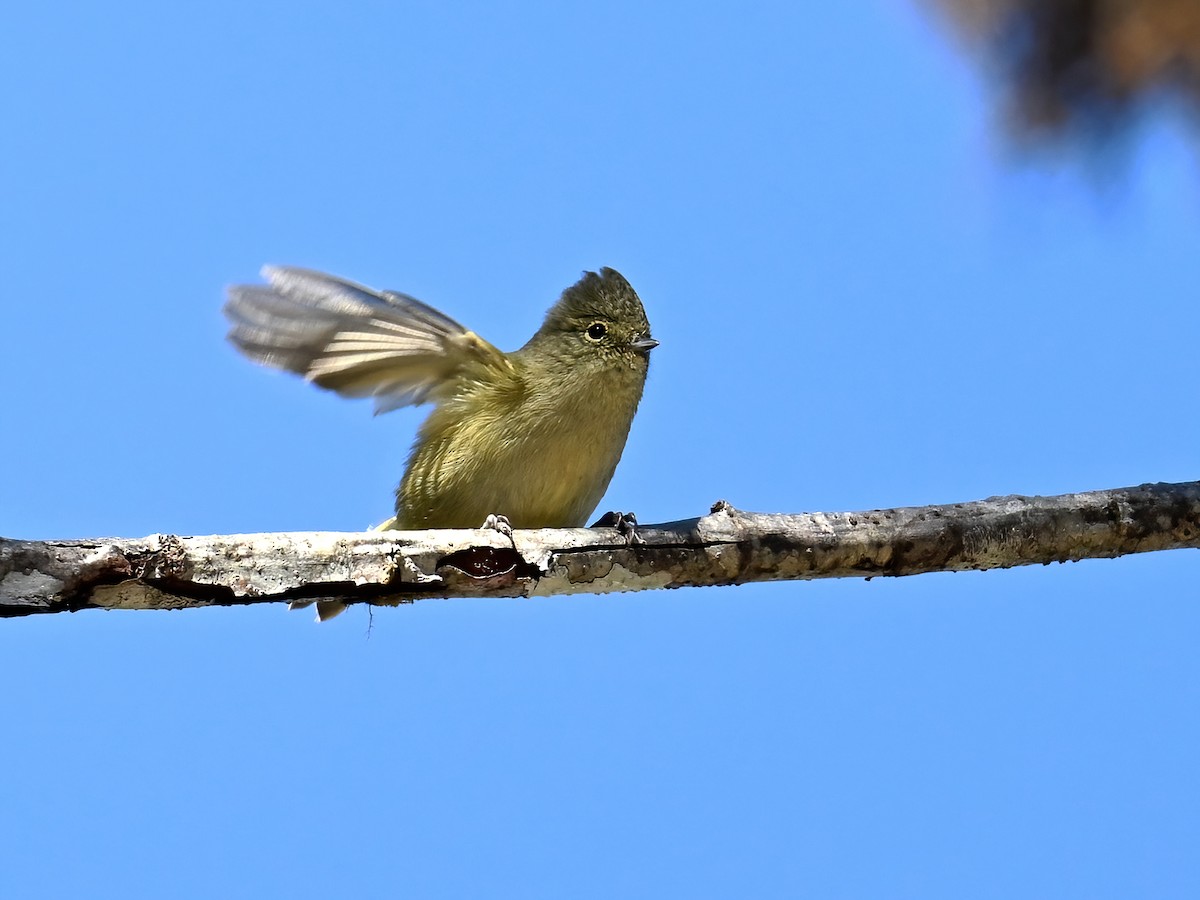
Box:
[585, 322, 608, 341]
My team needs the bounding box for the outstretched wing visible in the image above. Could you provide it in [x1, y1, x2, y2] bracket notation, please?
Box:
[224, 266, 512, 414]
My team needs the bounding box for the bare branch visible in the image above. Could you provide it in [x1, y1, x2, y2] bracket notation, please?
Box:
[3, 481, 1198, 618]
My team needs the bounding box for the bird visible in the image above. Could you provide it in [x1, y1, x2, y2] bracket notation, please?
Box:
[223, 266, 657, 617]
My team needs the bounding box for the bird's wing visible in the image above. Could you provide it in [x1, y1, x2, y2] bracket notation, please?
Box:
[224, 266, 513, 414]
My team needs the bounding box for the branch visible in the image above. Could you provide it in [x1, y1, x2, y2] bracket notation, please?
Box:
[3, 481, 1198, 618]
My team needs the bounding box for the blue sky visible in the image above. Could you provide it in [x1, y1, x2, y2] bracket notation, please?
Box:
[3, 2, 1199, 897]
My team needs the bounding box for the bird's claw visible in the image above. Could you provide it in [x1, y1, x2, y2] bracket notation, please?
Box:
[591, 510, 644, 546]
[482, 514, 514, 542]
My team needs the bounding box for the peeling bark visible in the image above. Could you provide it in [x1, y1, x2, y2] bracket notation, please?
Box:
[2, 481, 1198, 618]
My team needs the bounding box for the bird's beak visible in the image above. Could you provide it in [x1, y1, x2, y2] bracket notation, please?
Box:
[631, 336, 659, 354]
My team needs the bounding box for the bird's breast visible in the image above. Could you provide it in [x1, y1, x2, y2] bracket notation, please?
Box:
[397, 360, 645, 529]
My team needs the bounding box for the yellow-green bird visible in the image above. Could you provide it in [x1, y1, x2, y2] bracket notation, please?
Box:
[223, 265, 657, 607]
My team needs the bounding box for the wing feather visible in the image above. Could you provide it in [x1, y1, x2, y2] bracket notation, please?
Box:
[224, 266, 512, 413]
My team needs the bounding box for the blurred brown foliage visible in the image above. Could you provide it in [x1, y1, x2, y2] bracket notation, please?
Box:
[932, 0, 1200, 135]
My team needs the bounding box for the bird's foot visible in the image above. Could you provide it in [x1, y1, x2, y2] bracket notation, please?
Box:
[591, 510, 644, 546]
[482, 513, 515, 546]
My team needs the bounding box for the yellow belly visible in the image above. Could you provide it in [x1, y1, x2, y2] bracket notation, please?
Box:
[394, 375, 637, 529]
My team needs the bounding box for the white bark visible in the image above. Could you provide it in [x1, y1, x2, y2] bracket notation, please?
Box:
[2, 481, 1198, 617]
